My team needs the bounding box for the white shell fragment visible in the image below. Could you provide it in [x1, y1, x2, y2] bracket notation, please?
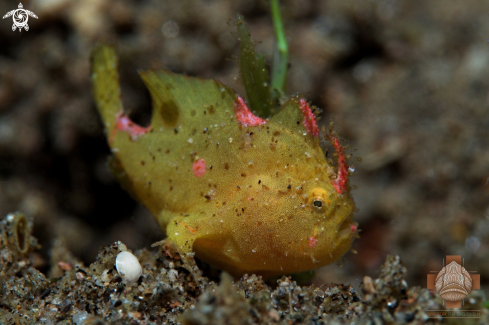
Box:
[115, 251, 142, 283]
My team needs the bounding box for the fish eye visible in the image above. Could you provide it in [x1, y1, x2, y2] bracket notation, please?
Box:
[313, 199, 323, 209]
[309, 188, 328, 210]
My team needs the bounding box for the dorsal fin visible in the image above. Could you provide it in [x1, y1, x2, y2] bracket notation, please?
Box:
[138, 69, 236, 129]
[138, 69, 180, 127]
[268, 98, 319, 137]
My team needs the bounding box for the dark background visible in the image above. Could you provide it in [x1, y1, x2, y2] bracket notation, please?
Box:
[0, 0, 488, 293]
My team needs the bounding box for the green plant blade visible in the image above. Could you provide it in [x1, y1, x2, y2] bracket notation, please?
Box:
[237, 15, 273, 118]
[270, 0, 289, 102]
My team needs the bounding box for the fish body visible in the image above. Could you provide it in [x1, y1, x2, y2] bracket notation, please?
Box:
[91, 45, 357, 278]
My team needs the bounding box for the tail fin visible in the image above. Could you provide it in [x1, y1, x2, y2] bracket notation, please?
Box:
[91, 44, 123, 132]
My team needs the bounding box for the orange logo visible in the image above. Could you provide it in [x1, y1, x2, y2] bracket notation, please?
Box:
[427, 255, 480, 309]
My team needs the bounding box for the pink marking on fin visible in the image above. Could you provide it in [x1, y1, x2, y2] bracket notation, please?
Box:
[234, 96, 267, 127]
[331, 137, 348, 194]
[192, 158, 206, 177]
[114, 111, 150, 141]
[299, 99, 319, 137]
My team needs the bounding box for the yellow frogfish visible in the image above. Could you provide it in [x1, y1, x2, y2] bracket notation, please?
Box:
[91, 45, 358, 279]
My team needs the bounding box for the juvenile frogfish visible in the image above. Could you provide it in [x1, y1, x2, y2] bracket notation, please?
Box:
[91, 45, 358, 279]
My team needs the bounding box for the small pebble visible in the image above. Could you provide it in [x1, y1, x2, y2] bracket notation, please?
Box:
[115, 251, 142, 283]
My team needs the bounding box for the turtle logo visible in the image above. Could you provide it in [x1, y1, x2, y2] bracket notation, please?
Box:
[2, 3, 38, 32]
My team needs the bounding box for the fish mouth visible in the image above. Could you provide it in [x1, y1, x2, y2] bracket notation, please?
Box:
[336, 217, 358, 243]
